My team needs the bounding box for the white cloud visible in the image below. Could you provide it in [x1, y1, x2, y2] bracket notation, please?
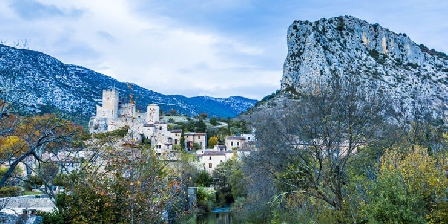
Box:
[0, 0, 446, 100]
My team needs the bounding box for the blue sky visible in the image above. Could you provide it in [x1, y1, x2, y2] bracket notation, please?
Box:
[1, 0, 447, 100]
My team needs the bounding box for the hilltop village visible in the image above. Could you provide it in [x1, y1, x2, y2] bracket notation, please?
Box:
[0, 89, 257, 221]
[89, 89, 256, 172]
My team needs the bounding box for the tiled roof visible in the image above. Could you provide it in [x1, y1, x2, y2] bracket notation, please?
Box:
[184, 132, 206, 136]
[226, 136, 246, 140]
[199, 151, 226, 156]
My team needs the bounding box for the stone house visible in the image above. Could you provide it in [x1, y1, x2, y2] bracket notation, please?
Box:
[225, 136, 246, 150]
[184, 132, 207, 150]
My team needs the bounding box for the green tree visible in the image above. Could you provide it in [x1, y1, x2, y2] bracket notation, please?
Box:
[195, 119, 206, 133]
[194, 170, 213, 187]
[213, 158, 246, 205]
[209, 117, 218, 126]
[208, 136, 218, 149]
[361, 146, 448, 223]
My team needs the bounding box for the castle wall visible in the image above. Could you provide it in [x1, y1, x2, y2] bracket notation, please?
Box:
[101, 89, 119, 119]
[146, 104, 159, 124]
[118, 103, 136, 118]
[95, 105, 114, 119]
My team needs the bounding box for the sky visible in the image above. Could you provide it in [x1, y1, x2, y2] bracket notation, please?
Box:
[0, 0, 447, 100]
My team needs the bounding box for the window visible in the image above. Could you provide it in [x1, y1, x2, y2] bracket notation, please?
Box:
[198, 136, 201, 139]
[231, 142, 234, 146]
[209, 156, 212, 160]
[209, 163, 212, 168]
[237, 142, 240, 146]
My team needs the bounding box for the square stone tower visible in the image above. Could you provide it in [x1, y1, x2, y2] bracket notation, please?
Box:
[146, 104, 159, 124]
[101, 89, 119, 119]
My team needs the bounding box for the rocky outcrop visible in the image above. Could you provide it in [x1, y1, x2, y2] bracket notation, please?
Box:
[281, 16, 448, 115]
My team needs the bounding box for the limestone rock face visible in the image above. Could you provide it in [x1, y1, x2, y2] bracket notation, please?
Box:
[281, 16, 448, 114]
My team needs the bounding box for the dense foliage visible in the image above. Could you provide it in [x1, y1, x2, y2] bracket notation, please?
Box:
[231, 75, 448, 223]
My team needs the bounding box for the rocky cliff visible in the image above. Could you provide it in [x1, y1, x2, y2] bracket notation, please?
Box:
[281, 16, 448, 114]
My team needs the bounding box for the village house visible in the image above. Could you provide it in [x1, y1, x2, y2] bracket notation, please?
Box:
[225, 136, 246, 150]
[184, 132, 207, 150]
[197, 134, 257, 174]
[197, 150, 228, 174]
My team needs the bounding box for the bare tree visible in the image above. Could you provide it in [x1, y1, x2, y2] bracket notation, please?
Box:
[0, 114, 81, 189]
[246, 74, 390, 213]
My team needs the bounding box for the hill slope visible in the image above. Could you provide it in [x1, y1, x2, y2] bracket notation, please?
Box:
[0, 44, 257, 125]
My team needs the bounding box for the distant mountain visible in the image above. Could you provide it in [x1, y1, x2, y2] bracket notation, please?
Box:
[0, 44, 257, 126]
[254, 16, 447, 118]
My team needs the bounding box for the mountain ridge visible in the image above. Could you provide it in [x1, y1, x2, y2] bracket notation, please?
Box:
[0, 44, 257, 126]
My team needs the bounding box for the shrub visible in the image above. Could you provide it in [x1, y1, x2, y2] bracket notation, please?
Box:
[0, 186, 22, 197]
[196, 187, 216, 212]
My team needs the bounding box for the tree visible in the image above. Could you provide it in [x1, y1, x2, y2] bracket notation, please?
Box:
[243, 74, 390, 221]
[0, 167, 21, 185]
[193, 170, 213, 187]
[199, 113, 208, 120]
[226, 118, 232, 136]
[169, 109, 178, 116]
[195, 119, 206, 133]
[209, 117, 218, 126]
[49, 133, 190, 223]
[0, 114, 82, 190]
[213, 158, 246, 206]
[208, 136, 218, 149]
[361, 146, 448, 223]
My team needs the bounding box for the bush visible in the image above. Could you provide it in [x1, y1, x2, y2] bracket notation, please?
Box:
[38, 210, 64, 224]
[0, 186, 22, 197]
[194, 171, 213, 187]
[196, 187, 216, 212]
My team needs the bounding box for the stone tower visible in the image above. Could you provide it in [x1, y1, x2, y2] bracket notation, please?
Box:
[102, 89, 119, 119]
[146, 104, 159, 124]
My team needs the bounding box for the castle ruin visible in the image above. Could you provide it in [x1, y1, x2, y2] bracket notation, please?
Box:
[88, 89, 181, 154]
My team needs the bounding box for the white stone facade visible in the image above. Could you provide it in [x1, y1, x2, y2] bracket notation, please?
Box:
[184, 132, 207, 151]
[89, 89, 181, 153]
[225, 136, 246, 150]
